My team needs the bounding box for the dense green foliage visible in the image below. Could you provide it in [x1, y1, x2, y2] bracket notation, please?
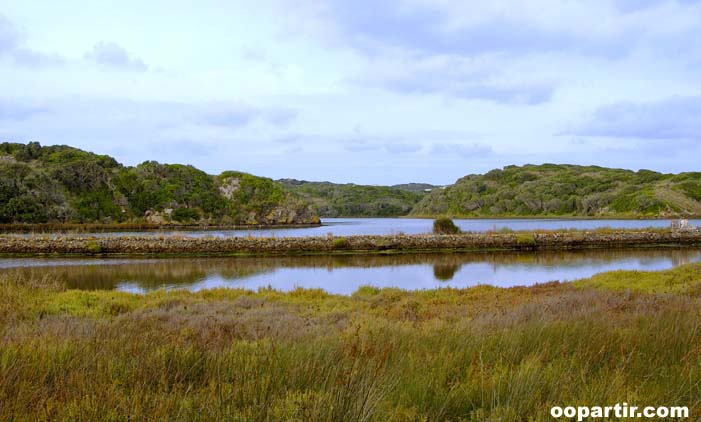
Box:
[432, 216, 460, 234]
[278, 179, 428, 217]
[412, 164, 701, 217]
[5, 143, 700, 222]
[1, 264, 700, 420]
[0, 142, 317, 225]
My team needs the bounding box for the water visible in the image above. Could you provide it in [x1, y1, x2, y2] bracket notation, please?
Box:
[2, 248, 699, 295]
[11, 218, 701, 239]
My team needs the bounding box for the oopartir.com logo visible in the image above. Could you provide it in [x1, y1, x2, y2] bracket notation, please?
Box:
[550, 403, 689, 420]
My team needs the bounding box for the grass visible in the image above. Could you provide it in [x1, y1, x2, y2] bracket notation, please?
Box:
[1, 264, 701, 420]
[574, 261, 701, 294]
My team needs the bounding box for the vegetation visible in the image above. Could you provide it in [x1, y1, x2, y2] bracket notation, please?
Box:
[277, 179, 431, 217]
[0, 142, 318, 225]
[4, 143, 701, 222]
[1, 263, 700, 420]
[411, 164, 701, 218]
[432, 216, 460, 234]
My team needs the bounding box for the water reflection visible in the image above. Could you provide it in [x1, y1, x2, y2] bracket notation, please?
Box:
[2, 248, 700, 295]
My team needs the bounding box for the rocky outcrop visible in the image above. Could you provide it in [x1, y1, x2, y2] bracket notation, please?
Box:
[217, 177, 241, 200]
[258, 206, 320, 225]
[144, 209, 173, 224]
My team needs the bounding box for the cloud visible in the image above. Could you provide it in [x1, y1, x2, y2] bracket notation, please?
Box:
[199, 108, 256, 128]
[614, 0, 701, 13]
[385, 143, 422, 153]
[356, 54, 555, 104]
[342, 138, 397, 152]
[265, 108, 298, 127]
[84, 41, 148, 71]
[301, 0, 637, 58]
[385, 75, 554, 104]
[0, 15, 20, 53]
[0, 99, 48, 121]
[568, 96, 701, 140]
[198, 104, 298, 128]
[0, 15, 64, 67]
[431, 143, 493, 158]
[285, 0, 701, 65]
[0, 96, 299, 143]
[12, 48, 64, 67]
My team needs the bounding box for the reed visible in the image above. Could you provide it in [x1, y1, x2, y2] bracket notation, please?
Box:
[1, 264, 700, 420]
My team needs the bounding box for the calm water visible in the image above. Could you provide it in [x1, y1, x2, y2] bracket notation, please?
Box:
[2, 248, 699, 295]
[13, 218, 701, 239]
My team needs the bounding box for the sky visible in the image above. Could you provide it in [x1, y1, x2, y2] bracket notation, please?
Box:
[1, 0, 701, 185]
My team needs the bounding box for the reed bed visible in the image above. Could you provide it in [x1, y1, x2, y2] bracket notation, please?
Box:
[1, 263, 700, 420]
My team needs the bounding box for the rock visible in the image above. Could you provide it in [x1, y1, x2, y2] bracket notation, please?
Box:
[144, 210, 170, 224]
[218, 177, 241, 200]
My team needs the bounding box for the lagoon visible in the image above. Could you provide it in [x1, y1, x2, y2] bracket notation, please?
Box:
[2, 247, 699, 295]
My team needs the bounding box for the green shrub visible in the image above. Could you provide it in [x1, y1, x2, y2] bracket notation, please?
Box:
[433, 216, 460, 234]
[86, 240, 102, 254]
[172, 207, 200, 223]
[332, 237, 350, 249]
[516, 233, 537, 246]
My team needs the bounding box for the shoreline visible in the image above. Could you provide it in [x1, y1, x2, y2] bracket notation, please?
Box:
[0, 222, 323, 233]
[404, 214, 701, 221]
[1, 229, 700, 257]
[1, 215, 698, 235]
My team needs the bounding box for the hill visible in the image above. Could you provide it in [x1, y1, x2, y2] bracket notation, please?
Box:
[0, 142, 319, 226]
[277, 179, 430, 217]
[4, 144, 699, 222]
[410, 164, 701, 218]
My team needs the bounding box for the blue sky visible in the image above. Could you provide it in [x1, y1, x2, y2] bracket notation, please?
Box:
[1, 0, 700, 184]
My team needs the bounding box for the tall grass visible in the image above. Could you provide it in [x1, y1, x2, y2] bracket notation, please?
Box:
[1, 264, 700, 420]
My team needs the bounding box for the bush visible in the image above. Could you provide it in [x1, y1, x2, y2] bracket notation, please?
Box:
[433, 216, 460, 234]
[86, 240, 102, 254]
[172, 207, 200, 223]
[332, 237, 350, 249]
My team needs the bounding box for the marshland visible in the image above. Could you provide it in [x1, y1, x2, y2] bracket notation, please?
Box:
[7, 0, 701, 418]
[1, 263, 700, 420]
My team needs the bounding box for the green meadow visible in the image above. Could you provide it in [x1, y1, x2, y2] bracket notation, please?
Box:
[1, 264, 700, 421]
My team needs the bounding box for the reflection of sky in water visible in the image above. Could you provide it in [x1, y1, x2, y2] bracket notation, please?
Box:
[12, 217, 701, 239]
[105, 252, 701, 295]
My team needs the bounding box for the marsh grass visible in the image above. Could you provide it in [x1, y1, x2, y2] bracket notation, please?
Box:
[1, 264, 701, 420]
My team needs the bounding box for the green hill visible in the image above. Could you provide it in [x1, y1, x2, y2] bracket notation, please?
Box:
[4, 144, 699, 223]
[410, 164, 701, 218]
[0, 142, 319, 226]
[277, 179, 430, 217]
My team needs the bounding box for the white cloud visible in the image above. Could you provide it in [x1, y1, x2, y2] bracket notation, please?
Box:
[84, 41, 148, 71]
[569, 96, 701, 140]
[2, 1, 701, 183]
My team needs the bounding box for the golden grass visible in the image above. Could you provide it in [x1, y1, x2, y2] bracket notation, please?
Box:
[1, 263, 701, 420]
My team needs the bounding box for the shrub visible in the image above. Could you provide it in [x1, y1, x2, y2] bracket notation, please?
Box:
[172, 207, 200, 223]
[433, 216, 460, 234]
[332, 237, 350, 249]
[86, 240, 102, 254]
[516, 233, 537, 246]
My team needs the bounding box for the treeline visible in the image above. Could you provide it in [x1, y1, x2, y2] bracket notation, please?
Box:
[0, 142, 318, 225]
[278, 179, 432, 217]
[411, 164, 701, 218]
[4, 143, 699, 223]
